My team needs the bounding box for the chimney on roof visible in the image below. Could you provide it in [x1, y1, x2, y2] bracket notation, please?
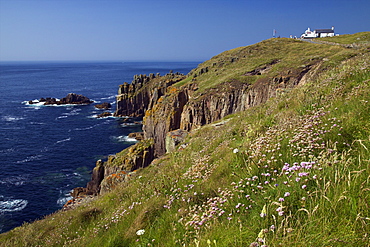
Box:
[332, 26, 334, 30]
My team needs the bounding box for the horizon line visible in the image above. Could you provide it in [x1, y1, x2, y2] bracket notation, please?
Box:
[0, 59, 203, 63]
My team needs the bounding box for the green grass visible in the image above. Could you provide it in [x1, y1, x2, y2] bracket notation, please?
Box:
[1, 32, 369, 247]
[318, 31, 370, 45]
[179, 37, 363, 95]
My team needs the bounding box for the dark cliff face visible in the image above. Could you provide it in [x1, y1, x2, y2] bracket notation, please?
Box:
[143, 86, 190, 157]
[142, 63, 317, 156]
[114, 73, 186, 117]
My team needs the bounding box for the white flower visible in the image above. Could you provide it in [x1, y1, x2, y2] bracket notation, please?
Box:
[136, 229, 145, 236]
[233, 148, 239, 153]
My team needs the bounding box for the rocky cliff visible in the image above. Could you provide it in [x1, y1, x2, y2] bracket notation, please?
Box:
[80, 39, 323, 196]
[114, 72, 186, 117]
[143, 60, 319, 156]
[72, 139, 154, 197]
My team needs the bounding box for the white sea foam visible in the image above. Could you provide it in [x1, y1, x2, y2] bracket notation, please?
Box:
[0, 148, 15, 154]
[0, 175, 28, 186]
[56, 137, 71, 144]
[16, 154, 43, 164]
[23, 99, 48, 107]
[29, 122, 46, 125]
[0, 198, 28, 213]
[90, 114, 115, 119]
[2, 116, 24, 122]
[74, 125, 96, 131]
[120, 122, 142, 127]
[63, 108, 81, 116]
[113, 135, 137, 142]
[101, 95, 116, 100]
[24, 99, 88, 108]
[57, 190, 73, 207]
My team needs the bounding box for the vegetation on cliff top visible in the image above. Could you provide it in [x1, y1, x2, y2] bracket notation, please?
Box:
[1, 33, 369, 246]
[180, 34, 367, 95]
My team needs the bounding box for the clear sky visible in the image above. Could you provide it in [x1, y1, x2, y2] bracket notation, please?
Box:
[0, 0, 369, 62]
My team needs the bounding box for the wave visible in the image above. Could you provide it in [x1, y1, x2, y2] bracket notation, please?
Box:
[0, 175, 28, 186]
[55, 137, 71, 144]
[89, 114, 115, 119]
[16, 154, 44, 164]
[74, 125, 96, 131]
[23, 100, 45, 107]
[0, 198, 28, 213]
[101, 95, 116, 100]
[2, 116, 24, 122]
[63, 108, 82, 116]
[57, 190, 73, 207]
[0, 148, 15, 154]
[120, 121, 142, 127]
[23, 100, 90, 108]
[29, 122, 46, 125]
[113, 135, 137, 143]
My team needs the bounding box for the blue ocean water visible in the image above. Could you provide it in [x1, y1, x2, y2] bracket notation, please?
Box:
[0, 61, 198, 233]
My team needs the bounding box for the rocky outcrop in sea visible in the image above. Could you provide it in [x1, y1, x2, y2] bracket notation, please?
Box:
[29, 93, 93, 105]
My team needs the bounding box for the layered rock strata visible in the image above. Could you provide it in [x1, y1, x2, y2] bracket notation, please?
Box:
[114, 72, 186, 117]
[143, 64, 317, 156]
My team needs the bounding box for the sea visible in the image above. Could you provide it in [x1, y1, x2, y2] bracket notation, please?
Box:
[0, 61, 199, 233]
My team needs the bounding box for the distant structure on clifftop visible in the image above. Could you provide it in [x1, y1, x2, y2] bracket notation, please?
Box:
[301, 27, 335, 39]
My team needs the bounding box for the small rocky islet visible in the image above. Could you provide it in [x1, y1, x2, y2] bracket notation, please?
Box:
[28, 93, 94, 105]
[28, 93, 114, 118]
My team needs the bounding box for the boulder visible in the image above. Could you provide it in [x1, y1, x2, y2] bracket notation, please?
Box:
[95, 102, 112, 110]
[100, 171, 127, 194]
[165, 129, 188, 153]
[128, 132, 144, 141]
[70, 187, 88, 198]
[97, 112, 112, 118]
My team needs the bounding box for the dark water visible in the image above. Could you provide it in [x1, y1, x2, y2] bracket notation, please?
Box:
[0, 61, 198, 233]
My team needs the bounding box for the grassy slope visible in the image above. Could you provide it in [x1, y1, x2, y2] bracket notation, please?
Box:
[1, 33, 369, 247]
[179, 37, 360, 94]
[318, 32, 370, 45]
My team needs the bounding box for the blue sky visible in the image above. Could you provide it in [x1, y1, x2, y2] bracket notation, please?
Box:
[0, 0, 369, 62]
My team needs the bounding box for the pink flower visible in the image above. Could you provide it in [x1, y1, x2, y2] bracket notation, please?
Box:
[284, 192, 290, 197]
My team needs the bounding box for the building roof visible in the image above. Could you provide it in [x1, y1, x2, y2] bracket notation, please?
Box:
[315, 29, 334, 33]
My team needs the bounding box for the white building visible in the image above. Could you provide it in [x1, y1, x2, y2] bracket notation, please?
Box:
[301, 27, 335, 39]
